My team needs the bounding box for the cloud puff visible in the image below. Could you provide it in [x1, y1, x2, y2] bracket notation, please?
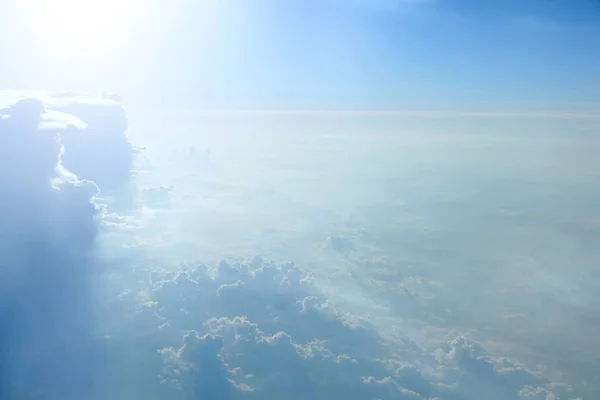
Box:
[0, 94, 130, 399]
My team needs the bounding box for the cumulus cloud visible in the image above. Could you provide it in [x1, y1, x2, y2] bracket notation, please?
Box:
[432, 336, 548, 400]
[0, 94, 131, 399]
[104, 258, 411, 399]
[93, 250, 576, 400]
[51, 94, 133, 196]
[1, 91, 134, 198]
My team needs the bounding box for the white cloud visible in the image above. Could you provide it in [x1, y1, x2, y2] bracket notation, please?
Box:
[519, 386, 560, 400]
[1, 90, 134, 196]
[159, 331, 237, 398]
[39, 109, 88, 130]
[0, 96, 107, 399]
[50, 93, 134, 195]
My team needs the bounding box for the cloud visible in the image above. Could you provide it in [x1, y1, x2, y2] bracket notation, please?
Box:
[433, 336, 550, 400]
[96, 252, 578, 400]
[159, 331, 236, 399]
[109, 258, 416, 399]
[6, 91, 588, 399]
[1, 90, 134, 197]
[0, 92, 136, 399]
[50, 93, 134, 196]
[141, 185, 173, 209]
[95, 104, 595, 399]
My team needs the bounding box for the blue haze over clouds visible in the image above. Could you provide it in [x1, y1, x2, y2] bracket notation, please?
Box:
[0, 0, 600, 399]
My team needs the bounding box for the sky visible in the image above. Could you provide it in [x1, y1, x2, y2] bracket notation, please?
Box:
[1, 1, 600, 399]
[1, 0, 600, 110]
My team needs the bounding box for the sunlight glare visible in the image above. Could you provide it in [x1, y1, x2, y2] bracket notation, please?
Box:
[23, 0, 139, 61]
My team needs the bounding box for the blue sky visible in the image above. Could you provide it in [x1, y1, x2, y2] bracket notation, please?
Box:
[1, 0, 599, 109]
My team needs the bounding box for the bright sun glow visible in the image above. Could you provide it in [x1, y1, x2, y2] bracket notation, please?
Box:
[22, 0, 139, 61]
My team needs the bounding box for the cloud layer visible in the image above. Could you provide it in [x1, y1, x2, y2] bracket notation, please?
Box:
[0, 92, 590, 400]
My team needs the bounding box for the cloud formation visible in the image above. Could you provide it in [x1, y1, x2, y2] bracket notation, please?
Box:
[1, 91, 588, 400]
[101, 253, 577, 400]
[0, 94, 131, 399]
[0, 90, 134, 196]
[53, 96, 133, 193]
